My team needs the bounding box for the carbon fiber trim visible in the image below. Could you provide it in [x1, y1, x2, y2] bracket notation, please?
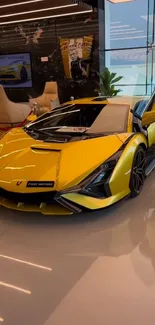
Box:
[56, 196, 83, 213]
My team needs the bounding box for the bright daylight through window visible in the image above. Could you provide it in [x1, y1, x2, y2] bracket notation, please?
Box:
[101, 0, 155, 96]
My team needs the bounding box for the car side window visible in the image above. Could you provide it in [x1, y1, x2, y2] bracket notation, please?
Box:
[133, 100, 149, 117]
[146, 96, 155, 112]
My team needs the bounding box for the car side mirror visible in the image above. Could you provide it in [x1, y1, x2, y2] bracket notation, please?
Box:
[142, 111, 155, 127]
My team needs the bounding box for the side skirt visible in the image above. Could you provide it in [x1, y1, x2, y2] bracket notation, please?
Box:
[145, 145, 155, 176]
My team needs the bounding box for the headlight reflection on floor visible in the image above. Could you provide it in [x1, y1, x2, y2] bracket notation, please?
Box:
[0, 281, 31, 295]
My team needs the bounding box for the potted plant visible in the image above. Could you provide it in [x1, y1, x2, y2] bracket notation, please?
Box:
[96, 67, 123, 97]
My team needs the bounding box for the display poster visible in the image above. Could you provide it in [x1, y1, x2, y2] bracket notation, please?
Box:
[0, 53, 32, 88]
[60, 35, 93, 80]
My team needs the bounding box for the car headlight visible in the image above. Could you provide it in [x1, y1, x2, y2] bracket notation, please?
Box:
[80, 150, 123, 198]
[60, 149, 123, 198]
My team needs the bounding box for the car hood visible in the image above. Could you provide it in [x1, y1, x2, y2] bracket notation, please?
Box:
[0, 128, 132, 192]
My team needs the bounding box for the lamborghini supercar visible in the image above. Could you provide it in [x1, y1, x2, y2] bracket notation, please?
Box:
[0, 94, 155, 215]
[0, 60, 29, 82]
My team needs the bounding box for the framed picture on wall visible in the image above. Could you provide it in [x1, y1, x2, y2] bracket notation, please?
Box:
[0, 52, 32, 88]
[60, 35, 93, 80]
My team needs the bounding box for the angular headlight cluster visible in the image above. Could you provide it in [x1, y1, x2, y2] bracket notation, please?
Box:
[60, 149, 123, 199]
[80, 150, 123, 198]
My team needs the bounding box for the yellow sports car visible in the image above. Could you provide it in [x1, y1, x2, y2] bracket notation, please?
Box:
[0, 60, 29, 82]
[0, 94, 155, 215]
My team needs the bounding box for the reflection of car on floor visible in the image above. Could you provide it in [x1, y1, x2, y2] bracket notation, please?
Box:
[0, 94, 155, 215]
[0, 60, 29, 83]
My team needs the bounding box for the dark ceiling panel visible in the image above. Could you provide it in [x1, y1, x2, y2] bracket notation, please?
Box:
[71, 0, 97, 8]
[0, 0, 77, 15]
[0, 0, 69, 5]
[0, 5, 88, 18]
[0, 0, 92, 25]
[0, 8, 90, 24]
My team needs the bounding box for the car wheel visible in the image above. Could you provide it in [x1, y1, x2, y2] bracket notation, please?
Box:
[129, 145, 146, 197]
[20, 66, 28, 82]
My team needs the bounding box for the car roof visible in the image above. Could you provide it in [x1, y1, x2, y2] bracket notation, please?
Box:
[67, 96, 149, 108]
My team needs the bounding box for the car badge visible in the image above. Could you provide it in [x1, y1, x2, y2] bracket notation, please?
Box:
[16, 181, 23, 186]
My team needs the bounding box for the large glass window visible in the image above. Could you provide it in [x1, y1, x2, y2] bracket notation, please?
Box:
[105, 0, 148, 50]
[105, 48, 147, 85]
[100, 0, 155, 97]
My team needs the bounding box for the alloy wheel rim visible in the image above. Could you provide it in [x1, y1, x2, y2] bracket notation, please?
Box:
[132, 150, 145, 193]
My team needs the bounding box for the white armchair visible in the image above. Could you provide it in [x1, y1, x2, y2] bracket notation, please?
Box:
[0, 85, 31, 129]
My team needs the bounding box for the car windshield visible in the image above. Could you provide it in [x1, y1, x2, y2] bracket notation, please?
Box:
[26, 103, 130, 135]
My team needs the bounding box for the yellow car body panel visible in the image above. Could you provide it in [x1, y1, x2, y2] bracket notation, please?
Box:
[0, 95, 152, 214]
[62, 190, 129, 210]
[0, 128, 125, 192]
[57, 134, 125, 190]
[62, 133, 147, 210]
[0, 197, 72, 215]
[109, 133, 147, 195]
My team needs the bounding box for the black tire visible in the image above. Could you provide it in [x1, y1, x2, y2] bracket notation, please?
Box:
[20, 66, 28, 82]
[129, 145, 146, 198]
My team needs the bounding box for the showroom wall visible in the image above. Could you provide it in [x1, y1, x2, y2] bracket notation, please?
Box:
[0, 12, 99, 103]
[101, 0, 155, 97]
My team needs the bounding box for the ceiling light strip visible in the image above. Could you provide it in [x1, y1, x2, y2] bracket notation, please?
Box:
[0, 4, 78, 18]
[0, 318, 4, 323]
[0, 0, 45, 9]
[0, 9, 93, 26]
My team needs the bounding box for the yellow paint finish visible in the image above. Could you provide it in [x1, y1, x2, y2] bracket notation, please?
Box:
[127, 111, 133, 132]
[0, 95, 150, 214]
[0, 152, 60, 193]
[0, 198, 72, 215]
[151, 102, 155, 111]
[0, 128, 125, 193]
[147, 122, 155, 147]
[116, 133, 133, 143]
[0, 129, 63, 192]
[67, 95, 146, 107]
[142, 111, 155, 126]
[141, 112, 155, 148]
[62, 134, 147, 210]
[27, 114, 37, 122]
[109, 134, 147, 195]
[57, 135, 124, 191]
[62, 189, 130, 210]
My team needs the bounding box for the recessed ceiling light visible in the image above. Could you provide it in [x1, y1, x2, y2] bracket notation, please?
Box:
[0, 0, 45, 9]
[0, 4, 78, 18]
[0, 9, 93, 26]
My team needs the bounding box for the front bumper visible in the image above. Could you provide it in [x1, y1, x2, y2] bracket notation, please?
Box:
[61, 189, 130, 210]
[0, 188, 72, 215]
[0, 187, 130, 215]
[0, 196, 72, 215]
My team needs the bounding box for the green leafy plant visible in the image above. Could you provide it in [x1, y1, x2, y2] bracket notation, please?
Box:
[96, 67, 123, 97]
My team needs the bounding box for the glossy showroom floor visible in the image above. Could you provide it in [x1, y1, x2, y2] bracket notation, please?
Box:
[1, 172, 155, 325]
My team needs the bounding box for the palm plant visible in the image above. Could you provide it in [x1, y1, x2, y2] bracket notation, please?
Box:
[96, 67, 123, 97]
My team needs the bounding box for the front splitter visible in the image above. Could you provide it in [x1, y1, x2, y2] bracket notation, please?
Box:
[0, 197, 73, 215]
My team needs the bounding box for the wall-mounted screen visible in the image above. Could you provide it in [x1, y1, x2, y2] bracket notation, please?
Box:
[0, 53, 32, 88]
